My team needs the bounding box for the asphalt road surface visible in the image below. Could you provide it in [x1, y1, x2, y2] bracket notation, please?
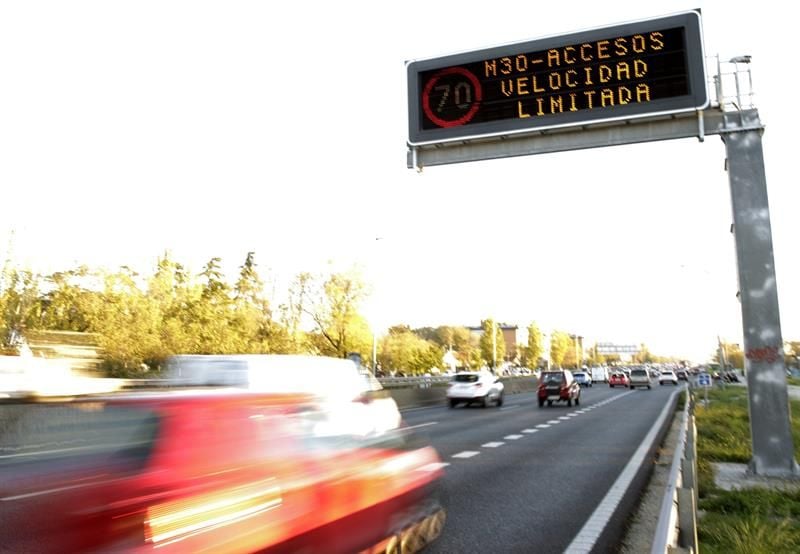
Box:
[401, 384, 680, 553]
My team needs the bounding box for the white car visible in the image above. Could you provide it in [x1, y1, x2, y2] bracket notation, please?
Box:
[659, 370, 679, 386]
[447, 372, 505, 408]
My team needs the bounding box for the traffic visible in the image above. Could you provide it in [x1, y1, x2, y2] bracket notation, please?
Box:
[0, 356, 694, 552]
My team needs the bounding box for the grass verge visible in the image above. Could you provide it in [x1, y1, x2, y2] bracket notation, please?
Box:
[694, 386, 800, 553]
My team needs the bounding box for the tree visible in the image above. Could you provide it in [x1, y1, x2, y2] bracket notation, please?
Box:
[478, 318, 505, 369]
[280, 272, 313, 353]
[525, 322, 544, 368]
[378, 327, 442, 375]
[549, 330, 571, 369]
[305, 268, 372, 359]
[1, 268, 42, 343]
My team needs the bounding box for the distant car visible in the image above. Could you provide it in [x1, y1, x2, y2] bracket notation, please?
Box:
[447, 371, 504, 408]
[676, 370, 689, 381]
[608, 372, 630, 388]
[659, 370, 679, 386]
[537, 370, 581, 407]
[573, 371, 593, 387]
[629, 368, 652, 389]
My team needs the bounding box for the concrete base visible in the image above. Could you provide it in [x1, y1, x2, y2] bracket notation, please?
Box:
[713, 462, 800, 492]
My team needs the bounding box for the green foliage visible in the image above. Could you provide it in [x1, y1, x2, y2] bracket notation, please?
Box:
[1, 268, 42, 341]
[379, 328, 442, 375]
[525, 322, 544, 368]
[699, 513, 800, 554]
[478, 318, 505, 369]
[304, 268, 372, 360]
[549, 330, 571, 368]
[413, 325, 473, 369]
[694, 388, 752, 463]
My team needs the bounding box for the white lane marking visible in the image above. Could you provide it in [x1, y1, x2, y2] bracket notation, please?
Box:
[576, 410, 586, 414]
[452, 451, 480, 459]
[405, 421, 438, 431]
[558, 416, 571, 420]
[522, 429, 539, 434]
[536, 424, 551, 429]
[482, 442, 505, 448]
[417, 462, 450, 472]
[500, 405, 519, 410]
[565, 389, 680, 553]
[504, 434, 523, 440]
[567, 413, 579, 417]
[547, 420, 560, 424]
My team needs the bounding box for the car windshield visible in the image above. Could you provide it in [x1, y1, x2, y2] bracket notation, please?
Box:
[541, 373, 563, 384]
[454, 374, 480, 383]
[631, 370, 648, 376]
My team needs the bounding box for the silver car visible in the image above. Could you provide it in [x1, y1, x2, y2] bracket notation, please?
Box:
[629, 368, 652, 389]
[447, 372, 505, 408]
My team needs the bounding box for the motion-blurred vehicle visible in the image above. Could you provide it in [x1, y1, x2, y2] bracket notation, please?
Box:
[676, 369, 689, 381]
[629, 368, 652, 390]
[608, 372, 630, 388]
[658, 370, 679, 386]
[446, 371, 504, 408]
[573, 371, 592, 387]
[537, 370, 581, 407]
[0, 389, 446, 553]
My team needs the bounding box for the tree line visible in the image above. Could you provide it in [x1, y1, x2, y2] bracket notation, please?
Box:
[0, 251, 690, 376]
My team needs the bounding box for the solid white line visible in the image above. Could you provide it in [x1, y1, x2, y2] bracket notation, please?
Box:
[565, 389, 680, 554]
[504, 434, 523, 440]
[404, 421, 438, 431]
[482, 442, 505, 448]
[452, 451, 480, 459]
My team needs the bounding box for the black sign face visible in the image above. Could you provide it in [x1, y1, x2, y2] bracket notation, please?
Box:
[407, 11, 707, 145]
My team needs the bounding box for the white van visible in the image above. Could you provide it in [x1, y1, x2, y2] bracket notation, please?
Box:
[164, 354, 399, 435]
[590, 366, 609, 383]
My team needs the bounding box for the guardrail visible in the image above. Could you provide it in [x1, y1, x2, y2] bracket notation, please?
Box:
[651, 392, 699, 554]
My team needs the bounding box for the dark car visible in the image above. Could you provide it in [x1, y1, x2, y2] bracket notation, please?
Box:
[676, 369, 689, 381]
[537, 370, 581, 407]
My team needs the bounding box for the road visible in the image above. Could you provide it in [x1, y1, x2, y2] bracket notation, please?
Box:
[401, 384, 681, 553]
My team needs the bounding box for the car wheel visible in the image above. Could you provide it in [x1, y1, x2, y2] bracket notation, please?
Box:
[538, 398, 545, 408]
[448, 399, 457, 409]
[547, 400, 553, 407]
[567, 397, 572, 407]
[575, 394, 580, 406]
[647, 385, 651, 390]
[609, 384, 614, 388]
[497, 393, 504, 407]
[482, 394, 491, 408]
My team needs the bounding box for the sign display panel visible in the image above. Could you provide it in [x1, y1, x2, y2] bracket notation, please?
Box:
[407, 11, 707, 145]
[596, 343, 641, 355]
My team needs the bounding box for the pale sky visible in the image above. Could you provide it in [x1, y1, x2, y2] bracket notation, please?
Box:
[1, 1, 796, 362]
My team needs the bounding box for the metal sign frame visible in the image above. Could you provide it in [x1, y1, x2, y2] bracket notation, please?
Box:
[407, 10, 708, 146]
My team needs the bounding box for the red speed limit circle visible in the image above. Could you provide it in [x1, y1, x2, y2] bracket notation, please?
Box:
[422, 67, 482, 128]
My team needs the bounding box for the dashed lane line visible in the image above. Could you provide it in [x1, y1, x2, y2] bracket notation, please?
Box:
[504, 434, 523, 440]
[482, 442, 505, 448]
[452, 451, 480, 459]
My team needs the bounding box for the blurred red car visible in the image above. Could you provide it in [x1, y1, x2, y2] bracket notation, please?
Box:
[0, 390, 445, 553]
[608, 372, 630, 388]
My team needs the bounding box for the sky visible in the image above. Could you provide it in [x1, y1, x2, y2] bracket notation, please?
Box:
[0, 1, 796, 363]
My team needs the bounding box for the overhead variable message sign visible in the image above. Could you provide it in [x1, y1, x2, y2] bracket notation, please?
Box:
[407, 11, 707, 145]
[596, 343, 641, 355]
